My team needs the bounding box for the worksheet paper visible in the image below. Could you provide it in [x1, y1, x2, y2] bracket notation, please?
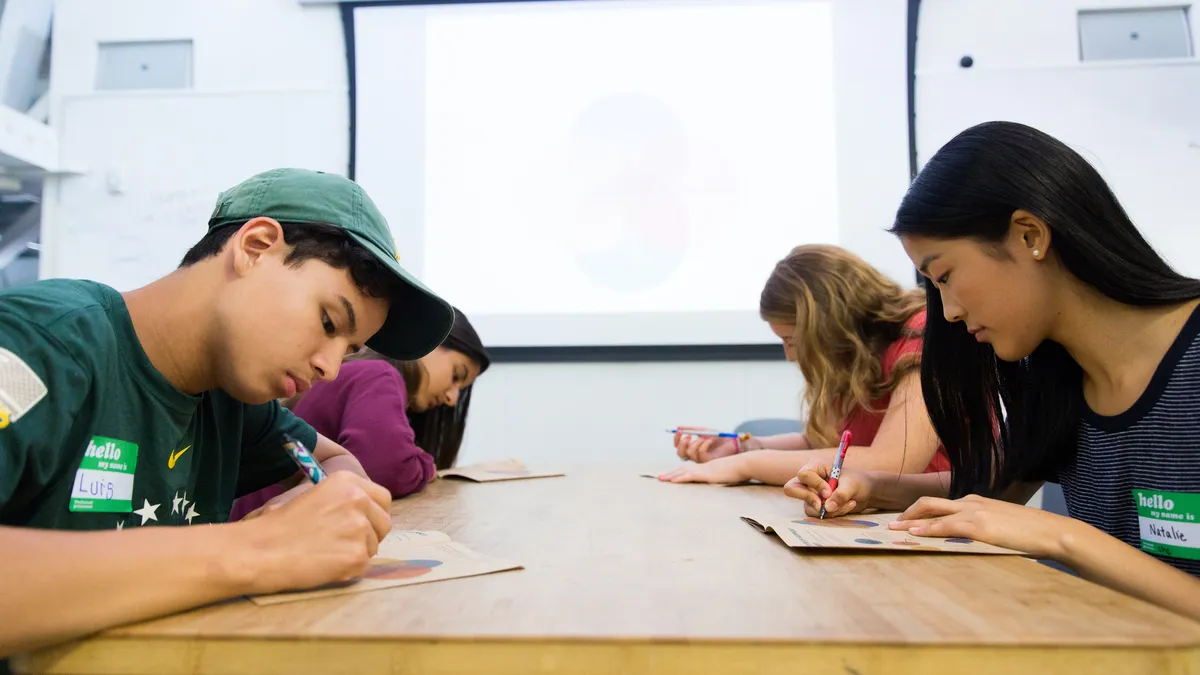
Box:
[438, 458, 565, 482]
[248, 530, 522, 605]
[742, 512, 1023, 554]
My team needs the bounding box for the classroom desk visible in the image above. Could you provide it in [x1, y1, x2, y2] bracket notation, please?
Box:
[14, 467, 1200, 675]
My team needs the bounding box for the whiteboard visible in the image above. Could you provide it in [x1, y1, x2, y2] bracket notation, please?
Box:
[47, 92, 346, 290]
[916, 63, 1200, 276]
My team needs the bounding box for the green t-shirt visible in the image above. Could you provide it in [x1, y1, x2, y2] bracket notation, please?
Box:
[0, 279, 317, 530]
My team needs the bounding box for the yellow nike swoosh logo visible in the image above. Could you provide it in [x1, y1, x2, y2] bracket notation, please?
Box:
[167, 445, 191, 469]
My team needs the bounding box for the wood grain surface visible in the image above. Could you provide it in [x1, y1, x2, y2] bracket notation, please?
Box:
[15, 467, 1200, 674]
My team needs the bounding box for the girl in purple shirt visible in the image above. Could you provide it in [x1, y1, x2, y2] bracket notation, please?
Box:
[230, 307, 490, 520]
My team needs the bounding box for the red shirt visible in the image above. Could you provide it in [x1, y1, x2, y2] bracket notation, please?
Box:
[839, 310, 950, 473]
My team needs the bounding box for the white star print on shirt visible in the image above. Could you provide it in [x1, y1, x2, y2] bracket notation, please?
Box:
[116, 520, 124, 530]
[185, 503, 200, 525]
[133, 498, 159, 525]
[172, 491, 184, 515]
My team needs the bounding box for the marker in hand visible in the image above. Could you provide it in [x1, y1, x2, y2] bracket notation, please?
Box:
[819, 430, 853, 519]
[283, 434, 328, 484]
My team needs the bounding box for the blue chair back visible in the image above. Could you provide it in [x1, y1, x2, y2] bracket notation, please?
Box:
[734, 418, 804, 437]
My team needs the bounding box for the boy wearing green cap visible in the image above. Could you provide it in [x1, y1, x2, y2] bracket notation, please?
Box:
[0, 169, 454, 656]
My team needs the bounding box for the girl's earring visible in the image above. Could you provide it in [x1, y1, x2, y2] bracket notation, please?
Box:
[1033, 249, 1041, 258]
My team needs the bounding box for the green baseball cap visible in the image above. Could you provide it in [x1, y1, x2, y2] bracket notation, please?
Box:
[208, 168, 453, 360]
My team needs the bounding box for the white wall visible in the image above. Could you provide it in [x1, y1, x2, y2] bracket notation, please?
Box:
[915, 0, 1200, 278]
[829, 0, 913, 292]
[49, 0, 346, 101]
[46, 0, 807, 467]
[459, 360, 803, 467]
[44, 0, 350, 289]
[917, 0, 1200, 71]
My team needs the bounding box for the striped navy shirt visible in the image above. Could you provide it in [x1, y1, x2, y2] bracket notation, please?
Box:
[1058, 305, 1200, 577]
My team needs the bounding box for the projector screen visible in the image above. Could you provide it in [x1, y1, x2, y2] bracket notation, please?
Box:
[351, 0, 914, 349]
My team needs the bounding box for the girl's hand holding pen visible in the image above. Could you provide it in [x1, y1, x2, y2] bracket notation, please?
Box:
[784, 463, 874, 518]
[670, 426, 752, 463]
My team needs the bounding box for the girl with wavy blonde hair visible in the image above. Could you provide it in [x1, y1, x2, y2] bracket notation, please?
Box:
[661, 244, 949, 486]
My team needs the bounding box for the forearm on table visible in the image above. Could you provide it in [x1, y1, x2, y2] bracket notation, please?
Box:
[748, 432, 810, 451]
[0, 523, 257, 658]
[1057, 520, 1200, 622]
[739, 450, 816, 485]
[744, 445, 923, 486]
[364, 451, 437, 498]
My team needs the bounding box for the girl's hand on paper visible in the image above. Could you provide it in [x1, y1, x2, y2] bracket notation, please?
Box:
[783, 463, 872, 517]
[658, 454, 750, 484]
[890, 495, 1076, 560]
[673, 426, 738, 463]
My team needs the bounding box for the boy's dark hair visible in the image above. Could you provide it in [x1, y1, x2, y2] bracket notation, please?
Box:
[179, 221, 403, 300]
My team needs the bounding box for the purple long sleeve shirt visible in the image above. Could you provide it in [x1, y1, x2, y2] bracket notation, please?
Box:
[228, 359, 436, 521]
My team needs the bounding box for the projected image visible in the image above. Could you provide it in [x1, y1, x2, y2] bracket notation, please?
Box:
[567, 92, 688, 293]
[418, 1, 836, 315]
[349, 0, 903, 346]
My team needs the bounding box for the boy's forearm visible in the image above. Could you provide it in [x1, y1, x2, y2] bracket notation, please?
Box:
[0, 523, 259, 658]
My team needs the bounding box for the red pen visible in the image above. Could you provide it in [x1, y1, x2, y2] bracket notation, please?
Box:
[820, 430, 853, 519]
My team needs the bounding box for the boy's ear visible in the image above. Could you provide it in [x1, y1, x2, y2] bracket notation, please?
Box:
[231, 217, 286, 276]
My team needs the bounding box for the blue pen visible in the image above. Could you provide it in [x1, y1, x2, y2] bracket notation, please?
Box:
[665, 428, 750, 440]
[283, 434, 328, 484]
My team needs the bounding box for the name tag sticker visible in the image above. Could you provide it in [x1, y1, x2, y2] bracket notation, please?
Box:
[69, 436, 138, 513]
[1134, 489, 1200, 561]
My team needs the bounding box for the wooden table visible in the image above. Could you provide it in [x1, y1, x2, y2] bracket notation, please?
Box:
[15, 467, 1200, 674]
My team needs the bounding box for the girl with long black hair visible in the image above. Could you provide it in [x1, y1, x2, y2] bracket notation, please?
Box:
[785, 121, 1200, 619]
